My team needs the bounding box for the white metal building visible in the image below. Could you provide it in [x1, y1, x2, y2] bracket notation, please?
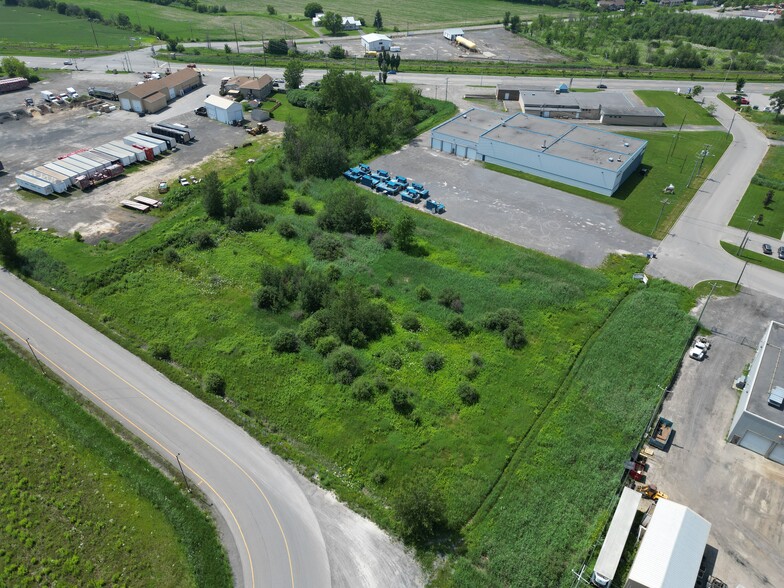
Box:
[625, 499, 710, 588]
[430, 108, 647, 196]
[361, 33, 392, 52]
[443, 28, 464, 41]
[591, 487, 642, 587]
[204, 95, 243, 125]
[729, 321, 784, 464]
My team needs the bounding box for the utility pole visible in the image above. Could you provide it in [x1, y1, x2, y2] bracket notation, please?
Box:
[176, 453, 192, 493]
[652, 198, 670, 237]
[726, 110, 737, 140]
[734, 261, 749, 291]
[737, 215, 756, 256]
[89, 20, 99, 49]
[25, 338, 46, 376]
[233, 23, 240, 54]
[719, 57, 734, 96]
[696, 282, 718, 325]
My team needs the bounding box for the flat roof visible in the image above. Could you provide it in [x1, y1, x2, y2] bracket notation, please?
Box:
[432, 108, 507, 142]
[602, 106, 665, 117]
[747, 321, 784, 426]
[519, 90, 635, 111]
[481, 111, 646, 172]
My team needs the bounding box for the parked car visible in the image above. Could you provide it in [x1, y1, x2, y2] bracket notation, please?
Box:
[24, 98, 34, 107]
[158, 182, 169, 194]
[194, 106, 207, 116]
[596, 84, 607, 89]
[689, 346, 706, 361]
[763, 243, 773, 255]
[778, 246, 784, 260]
[740, 97, 749, 105]
[179, 178, 189, 186]
[63, 60, 73, 65]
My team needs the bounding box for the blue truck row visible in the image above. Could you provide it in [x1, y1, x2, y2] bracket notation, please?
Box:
[343, 164, 445, 214]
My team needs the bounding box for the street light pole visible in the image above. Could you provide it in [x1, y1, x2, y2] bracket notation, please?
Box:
[652, 198, 670, 237]
[726, 110, 737, 139]
[445, 77, 449, 102]
[737, 215, 756, 256]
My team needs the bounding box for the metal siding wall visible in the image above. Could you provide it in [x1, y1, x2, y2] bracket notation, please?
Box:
[769, 443, 784, 465]
[740, 431, 774, 455]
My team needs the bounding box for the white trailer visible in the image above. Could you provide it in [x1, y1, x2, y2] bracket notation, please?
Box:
[43, 162, 80, 183]
[88, 149, 121, 165]
[33, 165, 72, 188]
[109, 141, 146, 163]
[28, 167, 69, 193]
[94, 145, 134, 167]
[55, 158, 92, 175]
[84, 150, 113, 166]
[123, 134, 162, 156]
[70, 153, 108, 172]
[73, 152, 110, 170]
[591, 488, 642, 587]
[128, 133, 166, 154]
[16, 173, 54, 196]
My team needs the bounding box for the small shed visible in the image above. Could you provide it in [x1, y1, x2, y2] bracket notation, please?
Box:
[361, 33, 392, 52]
[204, 95, 243, 125]
[556, 82, 570, 94]
[625, 499, 710, 588]
[443, 28, 464, 41]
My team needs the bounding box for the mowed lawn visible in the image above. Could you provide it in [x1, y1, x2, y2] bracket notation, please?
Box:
[0, 342, 230, 587]
[635, 90, 721, 127]
[0, 6, 141, 50]
[729, 146, 784, 239]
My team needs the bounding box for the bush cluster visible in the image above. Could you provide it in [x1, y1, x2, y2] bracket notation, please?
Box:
[438, 288, 463, 313]
[481, 308, 527, 349]
[271, 329, 299, 353]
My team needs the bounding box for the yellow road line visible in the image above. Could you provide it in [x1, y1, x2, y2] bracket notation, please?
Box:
[0, 289, 297, 588]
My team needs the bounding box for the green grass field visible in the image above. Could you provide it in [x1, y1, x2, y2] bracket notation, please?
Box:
[11, 128, 697, 587]
[729, 147, 784, 239]
[635, 90, 720, 127]
[721, 240, 784, 274]
[0, 6, 149, 51]
[0, 341, 231, 587]
[488, 130, 729, 239]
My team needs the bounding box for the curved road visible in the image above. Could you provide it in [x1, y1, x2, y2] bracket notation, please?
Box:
[0, 269, 330, 588]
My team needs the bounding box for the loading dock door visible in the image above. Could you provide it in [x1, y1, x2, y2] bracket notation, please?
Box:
[431, 138, 442, 151]
[740, 431, 773, 456]
[769, 443, 784, 465]
[455, 145, 467, 158]
[466, 147, 477, 160]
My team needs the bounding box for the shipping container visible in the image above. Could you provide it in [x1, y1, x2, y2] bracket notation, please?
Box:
[152, 123, 192, 143]
[0, 77, 30, 93]
[43, 162, 80, 182]
[16, 173, 54, 196]
[29, 167, 69, 192]
[137, 130, 174, 150]
[123, 134, 161, 157]
[88, 87, 118, 101]
[129, 133, 167, 153]
[93, 145, 135, 167]
[108, 141, 146, 163]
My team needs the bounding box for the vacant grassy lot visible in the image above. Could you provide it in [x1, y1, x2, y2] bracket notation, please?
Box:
[720, 240, 784, 274]
[635, 90, 720, 127]
[0, 6, 146, 51]
[11, 130, 694, 586]
[729, 147, 784, 238]
[0, 341, 231, 587]
[488, 130, 729, 239]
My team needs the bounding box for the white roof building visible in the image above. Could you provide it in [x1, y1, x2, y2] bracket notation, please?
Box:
[204, 95, 243, 125]
[625, 499, 711, 588]
[361, 33, 392, 52]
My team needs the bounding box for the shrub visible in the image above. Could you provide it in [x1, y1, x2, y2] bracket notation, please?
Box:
[228, 206, 274, 232]
[277, 221, 297, 239]
[73, 231, 83, 242]
[249, 167, 287, 204]
[446, 315, 471, 338]
[415, 285, 431, 301]
[463, 364, 480, 381]
[299, 269, 330, 314]
[298, 310, 329, 345]
[316, 183, 372, 234]
[394, 480, 446, 545]
[400, 312, 421, 332]
[309, 232, 344, 261]
[254, 285, 282, 311]
[457, 382, 479, 405]
[256, 263, 304, 311]
[423, 352, 445, 373]
[372, 470, 388, 485]
[390, 387, 414, 414]
[325, 282, 393, 344]
[163, 247, 180, 264]
[325, 345, 363, 385]
[405, 337, 422, 352]
[271, 329, 299, 353]
[315, 335, 340, 356]
[480, 308, 522, 332]
[381, 350, 403, 370]
[351, 378, 374, 401]
[203, 371, 226, 397]
[150, 341, 171, 361]
[348, 327, 368, 349]
[470, 352, 483, 366]
[191, 231, 215, 250]
[293, 199, 315, 215]
[328, 45, 347, 59]
[438, 288, 463, 312]
[373, 376, 389, 393]
[504, 322, 527, 349]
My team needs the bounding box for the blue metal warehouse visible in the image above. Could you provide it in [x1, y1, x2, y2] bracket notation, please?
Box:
[430, 108, 647, 196]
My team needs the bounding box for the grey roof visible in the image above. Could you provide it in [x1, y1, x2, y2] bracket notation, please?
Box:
[519, 90, 635, 110]
[747, 321, 784, 426]
[602, 106, 665, 117]
[432, 109, 508, 141]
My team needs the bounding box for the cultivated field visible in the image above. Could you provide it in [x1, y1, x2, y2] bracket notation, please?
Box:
[9, 124, 697, 586]
[0, 341, 231, 587]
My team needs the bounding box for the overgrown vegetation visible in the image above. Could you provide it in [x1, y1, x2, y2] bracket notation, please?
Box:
[729, 146, 784, 238]
[0, 341, 230, 587]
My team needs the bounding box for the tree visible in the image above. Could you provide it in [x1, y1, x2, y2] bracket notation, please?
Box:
[510, 15, 521, 34]
[392, 213, 416, 252]
[394, 479, 447, 545]
[764, 190, 774, 208]
[1, 56, 31, 79]
[328, 45, 347, 59]
[117, 12, 131, 27]
[770, 89, 784, 120]
[691, 85, 703, 98]
[249, 167, 286, 204]
[0, 218, 19, 268]
[503, 11, 511, 28]
[267, 38, 288, 55]
[303, 2, 322, 18]
[317, 183, 372, 234]
[284, 59, 304, 89]
[321, 11, 343, 35]
[266, 5, 276, 15]
[373, 10, 383, 30]
[320, 69, 375, 116]
[201, 171, 224, 219]
[735, 77, 746, 94]
[224, 43, 232, 54]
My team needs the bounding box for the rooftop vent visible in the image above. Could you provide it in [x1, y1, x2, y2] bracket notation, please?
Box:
[623, 142, 629, 147]
[463, 114, 467, 119]
[541, 140, 547, 149]
[608, 157, 614, 162]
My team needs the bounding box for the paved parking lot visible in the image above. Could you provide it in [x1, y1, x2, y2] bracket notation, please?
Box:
[0, 70, 266, 242]
[647, 288, 784, 587]
[370, 136, 656, 267]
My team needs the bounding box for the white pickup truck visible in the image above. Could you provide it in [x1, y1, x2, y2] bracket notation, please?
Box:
[688, 336, 710, 360]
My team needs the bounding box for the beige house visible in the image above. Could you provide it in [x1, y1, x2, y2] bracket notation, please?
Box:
[118, 68, 202, 114]
[222, 75, 273, 101]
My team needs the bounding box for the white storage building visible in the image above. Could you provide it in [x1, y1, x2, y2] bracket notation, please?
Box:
[361, 33, 392, 52]
[591, 487, 641, 587]
[443, 28, 464, 41]
[204, 95, 243, 125]
[625, 499, 710, 588]
[729, 320, 784, 464]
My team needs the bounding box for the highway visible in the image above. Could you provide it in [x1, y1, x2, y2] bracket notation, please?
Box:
[0, 269, 331, 588]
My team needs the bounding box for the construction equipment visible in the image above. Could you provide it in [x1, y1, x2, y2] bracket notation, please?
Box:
[636, 483, 668, 501]
[245, 123, 268, 136]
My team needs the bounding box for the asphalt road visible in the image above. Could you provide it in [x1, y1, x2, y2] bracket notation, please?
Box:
[0, 269, 331, 588]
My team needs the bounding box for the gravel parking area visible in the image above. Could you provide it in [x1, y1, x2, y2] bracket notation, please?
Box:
[646, 288, 784, 587]
[0, 70, 267, 242]
[370, 136, 656, 267]
[298, 28, 564, 63]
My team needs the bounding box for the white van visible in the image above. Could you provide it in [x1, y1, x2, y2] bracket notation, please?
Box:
[66, 87, 79, 98]
[41, 90, 55, 102]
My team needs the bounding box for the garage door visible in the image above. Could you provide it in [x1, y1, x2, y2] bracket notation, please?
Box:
[120, 97, 131, 111]
[769, 443, 784, 465]
[441, 142, 455, 154]
[455, 145, 467, 158]
[740, 431, 774, 456]
[466, 147, 477, 160]
[132, 99, 143, 113]
[431, 139, 442, 151]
